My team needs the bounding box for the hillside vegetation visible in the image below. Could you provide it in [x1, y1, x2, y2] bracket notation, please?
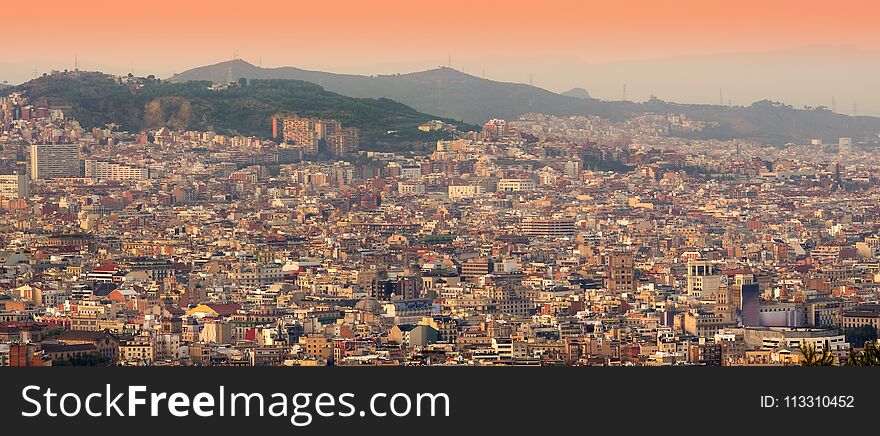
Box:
[15, 72, 473, 150]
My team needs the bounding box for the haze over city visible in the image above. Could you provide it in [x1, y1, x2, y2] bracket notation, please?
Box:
[3, 0, 880, 114]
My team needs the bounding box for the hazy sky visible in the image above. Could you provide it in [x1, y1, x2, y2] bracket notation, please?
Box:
[4, 0, 880, 114]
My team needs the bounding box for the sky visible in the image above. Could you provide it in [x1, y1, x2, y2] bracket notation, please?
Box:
[4, 0, 880, 114]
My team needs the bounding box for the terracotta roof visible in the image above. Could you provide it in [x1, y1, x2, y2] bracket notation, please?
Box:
[93, 263, 118, 272]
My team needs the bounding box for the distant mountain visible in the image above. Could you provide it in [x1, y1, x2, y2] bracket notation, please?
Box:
[13, 71, 472, 152]
[0, 82, 11, 91]
[169, 60, 880, 144]
[169, 60, 626, 125]
[561, 88, 591, 99]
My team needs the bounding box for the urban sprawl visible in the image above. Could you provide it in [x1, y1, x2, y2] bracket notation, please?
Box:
[3, 74, 880, 367]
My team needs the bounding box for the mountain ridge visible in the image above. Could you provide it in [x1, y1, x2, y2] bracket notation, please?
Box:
[168, 60, 880, 144]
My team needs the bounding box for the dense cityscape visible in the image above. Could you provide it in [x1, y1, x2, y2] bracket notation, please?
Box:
[3, 69, 880, 368]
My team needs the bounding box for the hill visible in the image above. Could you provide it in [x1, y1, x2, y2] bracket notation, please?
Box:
[14, 72, 473, 151]
[169, 60, 880, 144]
[561, 88, 592, 99]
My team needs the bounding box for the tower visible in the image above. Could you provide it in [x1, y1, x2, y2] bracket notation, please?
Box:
[30, 144, 83, 180]
[687, 259, 723, 300]
[838, 137, 852, 163]
[605, 251, 635, 293]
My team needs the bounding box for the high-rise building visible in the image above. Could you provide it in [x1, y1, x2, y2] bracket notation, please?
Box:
[30, 144, 82, 180]
[279, 116, 358, 155]
[605, 251, 635, 293]
[838, 137, 852, 157]
[0, 173, 30, 199]
[282, 116, 319, 153]
[740, 283, 760, 327]
[314, 119, 341, 140]
[271, 116, 280, 139]
[327, 127, 359, 156]
[481, 119, 507, 140]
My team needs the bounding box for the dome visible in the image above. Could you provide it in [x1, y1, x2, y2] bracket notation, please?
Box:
[355, 297, 384, 314]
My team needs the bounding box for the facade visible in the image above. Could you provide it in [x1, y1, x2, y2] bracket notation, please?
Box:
[497, 178, 536, 192]
[119, 338, 156, 363]
[398, 183, 426, 195]
[738, 327, 849, 353]
[740, 283, 761, 327]
[85, 160, 149, 180]
[327, 127, 359, 156]
[758, 303, 804, 328]
[279, 115, 359, 155]
[687, 259, 723, 299]
[0, 173, 29, 199]
[841, 304, 880, 333]
[461, 258, 493, 278]
[282, 116, 319, 153]
[685, 311, 736, 337]
[30, 143, 82, 179]
[448, 185, 483, 201]
[605, 251, 635, 293]
[522, 218, 576, 237]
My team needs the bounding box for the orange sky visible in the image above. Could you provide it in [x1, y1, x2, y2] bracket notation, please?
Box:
[4, 0, 880, 112]
[6, 0, 878, 75]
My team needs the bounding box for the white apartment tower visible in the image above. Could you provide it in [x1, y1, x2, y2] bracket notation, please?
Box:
[30, 144, 82, 180]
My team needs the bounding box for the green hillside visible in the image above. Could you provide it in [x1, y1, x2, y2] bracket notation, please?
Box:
[14, 72, 474, 151]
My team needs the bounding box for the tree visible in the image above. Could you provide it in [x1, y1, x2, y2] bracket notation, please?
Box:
[52, 352, 111, 366]
[845, 340, 880, 366]
[798, 343, 835, 366]
[844, 325, 878, 348]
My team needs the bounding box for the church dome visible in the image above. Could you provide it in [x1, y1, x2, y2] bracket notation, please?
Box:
[355, 297, 384, 314]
